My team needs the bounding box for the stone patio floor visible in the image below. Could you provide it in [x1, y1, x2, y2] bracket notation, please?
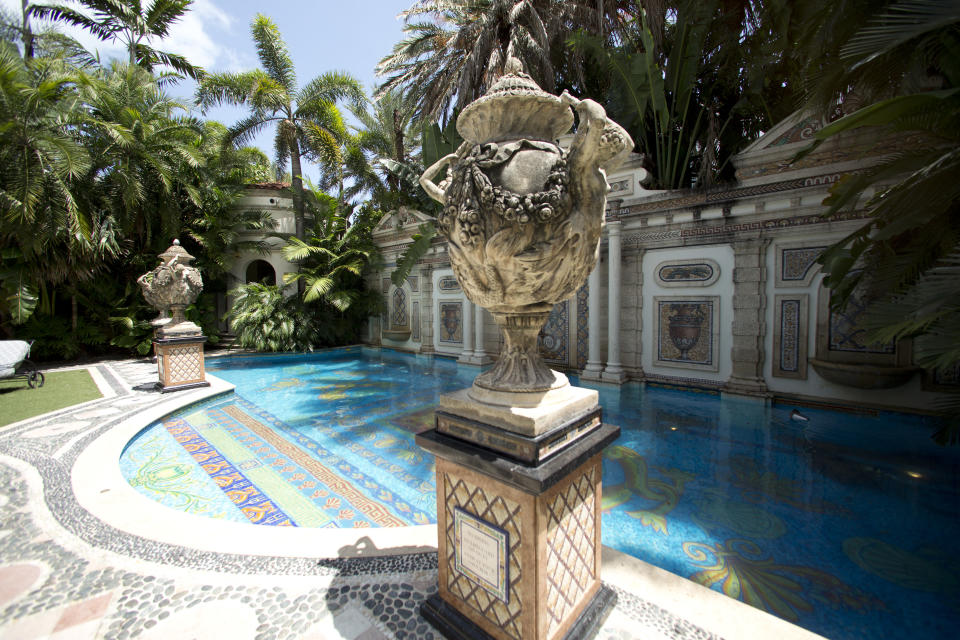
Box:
[0, 358, 825, 640]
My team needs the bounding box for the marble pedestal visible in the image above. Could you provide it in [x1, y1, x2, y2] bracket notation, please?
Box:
[417, 389, 619, 640]
[154, 335, 209, 393]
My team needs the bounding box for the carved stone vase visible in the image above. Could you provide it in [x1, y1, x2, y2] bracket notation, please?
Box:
[421, 57, 633, 403]
[137, 239, 208, 392]
[137, 239, 204, 338]
[417, 59, 633, 640]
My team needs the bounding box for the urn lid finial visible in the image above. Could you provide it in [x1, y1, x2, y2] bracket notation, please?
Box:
[158, 238, 195, 265]
[457, 55, 574, 145]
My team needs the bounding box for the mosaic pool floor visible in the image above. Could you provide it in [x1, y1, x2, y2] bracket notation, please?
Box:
[119, 347, 960, 640]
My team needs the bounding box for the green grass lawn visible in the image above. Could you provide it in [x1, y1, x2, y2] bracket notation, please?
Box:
[0, 369, 103, 427]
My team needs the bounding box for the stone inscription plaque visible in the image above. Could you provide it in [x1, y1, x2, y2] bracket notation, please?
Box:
[454, 507, 509, 603]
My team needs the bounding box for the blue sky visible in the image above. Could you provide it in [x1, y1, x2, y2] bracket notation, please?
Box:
[8, 0, 416, 183]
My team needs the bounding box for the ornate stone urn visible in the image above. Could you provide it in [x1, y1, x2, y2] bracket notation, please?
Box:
[668, 304, 704, 360]
[416, 59, 632, 640]
[137, 240, 208, 392]
[421, 58, 632, 406]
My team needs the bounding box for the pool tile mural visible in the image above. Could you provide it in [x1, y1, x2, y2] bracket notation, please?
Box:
[120, 349, 960, 640]
[655, 297, 718, 370]
[655, 259, 720, 287]
[828, 285, 895, 354]
[576, 284, 589, 369]
[780, 246, 825, 283]
[538, 300, 568, 365]
[411, 301, 420, 341]
[438, 301, 463, 343]
[438, 276, 460, 292]
[774, 294, 808, 379]
[392, 288, 407, 328]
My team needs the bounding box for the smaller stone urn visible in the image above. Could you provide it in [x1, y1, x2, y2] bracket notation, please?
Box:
[137, 240, 209, 392]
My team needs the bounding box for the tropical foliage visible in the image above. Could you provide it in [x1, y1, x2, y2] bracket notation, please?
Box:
[798, 0, 960, 441]
[28, 0, 203, 78]
[197, 14, 364, 240]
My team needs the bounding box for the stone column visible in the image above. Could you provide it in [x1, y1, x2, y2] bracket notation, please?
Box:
[580, 263, 604, 381]
[601, 217, 627, 383]
[724, 238, 770, 397]
[419, 265, 435, 354]
[458, 297, 475, 364]
[620, 249, 644, 379]
[471, 305, 493, 364]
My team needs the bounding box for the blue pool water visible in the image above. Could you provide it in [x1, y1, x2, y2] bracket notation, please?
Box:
[120, 347, 960, 639]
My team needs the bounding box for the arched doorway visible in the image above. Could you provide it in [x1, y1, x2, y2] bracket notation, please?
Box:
[245, 259, 276, 286]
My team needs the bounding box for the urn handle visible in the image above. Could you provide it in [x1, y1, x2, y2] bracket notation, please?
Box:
[419, 153, 458, 204]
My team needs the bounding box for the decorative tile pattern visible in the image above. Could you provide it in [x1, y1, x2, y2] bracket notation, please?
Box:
[442, 472, 523, 640]
[769, 117, 822, 146]
[538, 300, 569, 366]
[412, 301, 421, 342]
[161, 343, 204, 385]
[655, 297, 719, 371]
[774, 295, 808, 379]
[392, 288, 408, 329]
[438, 302, 463, 344]
[407, 275, 419, 292]
[655, 259, 720, 288]
[576, 284, 589, 370]
[609, 177, 633, 196]
[544, 465, 597, 637]
[623, 210, 870, 246]
[438, 276, 461, 292]
[828, 287, 895, 354]
[163, 418, 294, 525]
[780, 247, 825, 285]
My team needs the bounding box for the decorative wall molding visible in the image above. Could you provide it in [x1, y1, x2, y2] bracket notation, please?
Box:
[622, 172, 851, 216]
[654, 258, 720, 288]
[773, 294, 808, 379]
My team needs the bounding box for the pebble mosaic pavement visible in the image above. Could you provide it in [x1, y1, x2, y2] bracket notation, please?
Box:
[0, 358, 725, 640]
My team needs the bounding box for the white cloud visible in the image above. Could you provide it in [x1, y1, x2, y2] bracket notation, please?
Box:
[4, 0, 243, 72]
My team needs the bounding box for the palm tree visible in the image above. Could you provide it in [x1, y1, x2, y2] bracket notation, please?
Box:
[377, 0, 553, 122]
[28, 0, 202, 79]
[281, 198, 379, 312]
[0, 41, 92, 325]
[320, 90, 419, 212]
[78, 61, 202, 247]
[197, 14, 363, 241]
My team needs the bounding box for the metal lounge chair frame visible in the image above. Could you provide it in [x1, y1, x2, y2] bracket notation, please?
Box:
[0, 340, 45, 388]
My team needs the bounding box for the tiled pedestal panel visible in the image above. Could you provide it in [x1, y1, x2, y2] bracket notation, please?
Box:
[154, 336, 209, 392]
[421, 430, 616, 640]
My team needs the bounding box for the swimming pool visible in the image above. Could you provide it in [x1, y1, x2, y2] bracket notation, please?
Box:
[120, 347, 959, 639]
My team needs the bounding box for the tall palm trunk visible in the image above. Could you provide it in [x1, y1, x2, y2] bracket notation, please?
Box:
[21, 0, 34, 59]
[288, 137, 307, 295]
[288, 139, 305, 240]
